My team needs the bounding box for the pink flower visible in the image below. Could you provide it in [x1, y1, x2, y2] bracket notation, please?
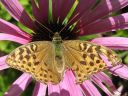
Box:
[0, 0, 128, 96]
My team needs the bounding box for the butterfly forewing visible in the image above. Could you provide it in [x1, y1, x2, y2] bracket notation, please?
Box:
[63, 40, 121, 83]
[6, 38, 121, 84]
[6, 41, 61, 84]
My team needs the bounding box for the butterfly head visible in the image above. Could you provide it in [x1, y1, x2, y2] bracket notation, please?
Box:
[52, 32, 62, 44]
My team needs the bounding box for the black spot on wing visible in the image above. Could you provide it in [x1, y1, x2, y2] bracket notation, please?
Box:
[96, 60, 100, 63]
[95, 46, 101, 52]
[19, 55, 23, 60]
[87, 46, 93, 53]
[32, 54, 36, 59]
[24, 55, 30, 60]
[19, 48, 24, 54]
[89, 61, 94, 66]
[34, 61, 40, 65]
[26, 47, 31, 54]
[83, 54, 87, 58]
[80, 61, 86, 65]
[90, 54, 95, 60]
[28, 62, 31, 66]
[30, 44, 37, 52]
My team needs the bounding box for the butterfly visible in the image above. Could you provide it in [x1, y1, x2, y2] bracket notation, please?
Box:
[6, 32, 121, 84]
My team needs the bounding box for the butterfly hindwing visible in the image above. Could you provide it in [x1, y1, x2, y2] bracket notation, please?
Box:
[6, 41, 61, 84]
[6, 39, 121, 84]
[63, 40, 121, 83]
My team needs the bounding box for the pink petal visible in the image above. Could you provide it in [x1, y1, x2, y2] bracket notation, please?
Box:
[48, 70, 83, 96]
[52, 0, 62, 20]
[79, 0, 128, 26]
[91, 75, 113, 96]
[98, 53, 128, 86]
[37, 0, 48, 22]
[48, 84, 60, 96]
[95, 72, 116, 91]
[80, 13, 128, 35]
[74, 0, 95, 15]
[0, 33, 30, 44]
[0, 18, 31, 39]
[70, 0, 95, 24]
[109, 64, 128, 79]
[0, 55, 9, 70]
[99, 54, 113, 67]
[31, 0, 44, 23]
[1, 0, 35, 29]
[33, 82, 47, 96]
[91, 37, 128, 50]
[90, 54, 117, 95]
[80, 80, 101, 96]
[4, 73, 32, 96]
[59, 70, 83, 96]
[52, 0, 75, 20]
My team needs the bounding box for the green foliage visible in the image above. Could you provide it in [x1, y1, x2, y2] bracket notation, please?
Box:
[0, 69, 21, 96]
[18, 23, 34, 35]
[0, 41, 19, 53]
[63, 0, 79, 25]
[114, 30, 128, 37]
[0, 3, 11, 20]
[48, 0, 53, 22]
[124, 55, 128, 64]
[114, 30, 128, 64]
[79, 34, 97, 40]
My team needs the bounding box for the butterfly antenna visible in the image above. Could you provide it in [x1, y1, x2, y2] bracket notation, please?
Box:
[59, 13, 79, 34]
[34, 19, 54, 35]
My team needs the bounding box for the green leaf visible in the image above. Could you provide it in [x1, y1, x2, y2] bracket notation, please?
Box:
[79, 34, 97, 40]
[63, 0, 79, 25]
[114, 30, 128, 37]
[18, 23, 34, 35]
[48, 0, 53, 22]
[0, 4, 11, 20]
[124, 55, 128, 64]
[69, 22, 77, 31]
[0, 41, 19, 53]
